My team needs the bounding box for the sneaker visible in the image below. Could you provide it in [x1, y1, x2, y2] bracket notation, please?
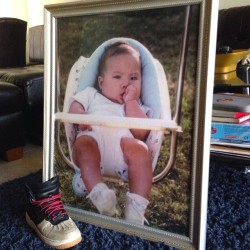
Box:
[124, 192, 149, 225]
[25, 176, 82, 249]
[87, 182, 117, 216]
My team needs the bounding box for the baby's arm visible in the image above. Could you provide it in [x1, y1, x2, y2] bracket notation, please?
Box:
[124, 86, 149, 140]
[69, 101, 85, 114]
[69, 101, 92, 131]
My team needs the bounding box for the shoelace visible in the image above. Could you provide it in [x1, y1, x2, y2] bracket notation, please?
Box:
[32, 193, 67, 220]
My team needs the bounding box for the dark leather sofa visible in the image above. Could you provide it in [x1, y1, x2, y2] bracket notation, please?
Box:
[215, 5, 250, 93]
[0, 18, 44, 160]
[217, 6, 250, 50]
[0, 80, 25, 161]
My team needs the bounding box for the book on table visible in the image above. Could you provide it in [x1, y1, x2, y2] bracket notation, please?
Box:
[213, 93, 250, 112]
[211, 120, 250, 143]
[212, 113, 250, 123]
[210, 121, 250, 160]
[210, 144, 250, 159]
[211, 120, 250, 148]
[210, 139, 250, 149]
[211, 93, 250, 157]
[212, 110, 249, 118]
[212, 92, 250, 124]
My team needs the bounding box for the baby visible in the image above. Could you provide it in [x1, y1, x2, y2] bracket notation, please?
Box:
[69, 41, 152, 225]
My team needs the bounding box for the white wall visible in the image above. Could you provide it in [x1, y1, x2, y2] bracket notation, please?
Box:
[0, 0, 27, 21]
[0, 0, 76, 25]
[26, 0, 78, 27]
[1, 0, 249, 26]
[219, 0, 250, 9]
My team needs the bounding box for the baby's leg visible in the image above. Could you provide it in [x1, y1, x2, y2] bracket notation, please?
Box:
[72, 135, 117, 216]
[121, 137, 152, 224]
[120, 137, 152, 198]
[72, 135, 102, 192]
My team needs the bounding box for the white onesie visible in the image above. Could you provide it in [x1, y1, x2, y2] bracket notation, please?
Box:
[70, 86, 151, 180]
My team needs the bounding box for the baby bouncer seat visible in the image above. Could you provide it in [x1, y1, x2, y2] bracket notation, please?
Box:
[57, 37, 183, 196]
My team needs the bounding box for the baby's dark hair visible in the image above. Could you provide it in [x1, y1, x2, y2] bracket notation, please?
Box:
[98, 41, 140, 76]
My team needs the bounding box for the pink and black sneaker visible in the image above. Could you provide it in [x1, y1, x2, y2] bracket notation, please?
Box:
[25, 176, 82, 249]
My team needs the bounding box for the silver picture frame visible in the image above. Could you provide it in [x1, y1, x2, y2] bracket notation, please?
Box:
[43, 0, 219, 249]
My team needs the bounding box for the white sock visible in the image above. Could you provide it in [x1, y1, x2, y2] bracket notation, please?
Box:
[124, 192, 149, 225]
[87, 183, 117, 216]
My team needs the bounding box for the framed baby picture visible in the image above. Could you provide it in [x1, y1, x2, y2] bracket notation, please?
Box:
[43, 0, 218, 249]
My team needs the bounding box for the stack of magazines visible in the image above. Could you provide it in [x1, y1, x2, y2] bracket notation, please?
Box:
[210, 93, 250, 159]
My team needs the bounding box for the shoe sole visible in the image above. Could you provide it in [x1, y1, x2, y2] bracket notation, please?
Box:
[26, 213, 82, 249]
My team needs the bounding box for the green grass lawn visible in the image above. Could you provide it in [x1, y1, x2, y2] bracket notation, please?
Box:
[54, 4, 199, 237]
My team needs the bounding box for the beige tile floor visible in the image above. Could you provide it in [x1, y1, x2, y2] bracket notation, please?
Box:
[0, 144, 43, 185]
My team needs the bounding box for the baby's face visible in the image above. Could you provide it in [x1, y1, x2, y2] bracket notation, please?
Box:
[98, 51, 141, 104]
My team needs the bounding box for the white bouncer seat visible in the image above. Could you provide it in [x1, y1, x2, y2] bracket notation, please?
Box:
[61, 37, 180, 196]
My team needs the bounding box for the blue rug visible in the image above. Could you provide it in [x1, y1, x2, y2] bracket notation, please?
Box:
[0, 160, 249, 249]
[206, 161, 249, 249]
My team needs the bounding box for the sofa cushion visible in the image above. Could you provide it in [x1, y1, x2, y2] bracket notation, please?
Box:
[0, 81, 24, 115]
[0, 65, 44, 106]
[29, 25, 44, 64]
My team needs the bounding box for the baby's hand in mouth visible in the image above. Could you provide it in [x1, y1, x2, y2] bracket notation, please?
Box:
[123, 85, 137, 103]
